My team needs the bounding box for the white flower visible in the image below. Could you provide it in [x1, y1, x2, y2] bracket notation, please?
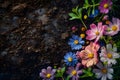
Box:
[93, 62, 113, 80]
[100, 44, 120, 65]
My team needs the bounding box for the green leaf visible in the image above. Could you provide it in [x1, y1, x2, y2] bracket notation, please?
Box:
[78, 8, 82, 19]
[72, 6, 78, 13]
[69, 12, 81, 20]
[72, 8, 76, 13]
[92, 0, 95, 4]
[61, 67, 65, 73]
[68, 13, 77, 18]
[55, 67, 66, 78]
[85, 0, 89, 5]
[87, 8, 91, 16]
[69, 17, 79, 20]
[66, 75, 71, 80]
[83, 3, 89, 9]
[80, 68, 93, 78]
[92, 7, 95, 14]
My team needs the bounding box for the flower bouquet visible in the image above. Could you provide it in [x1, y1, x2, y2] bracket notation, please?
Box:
[39, 0, 120, 80]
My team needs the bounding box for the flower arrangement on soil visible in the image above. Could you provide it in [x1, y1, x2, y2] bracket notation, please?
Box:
[39, 0, 120, 80]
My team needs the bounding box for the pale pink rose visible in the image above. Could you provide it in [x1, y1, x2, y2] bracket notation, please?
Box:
[76, 42, 100, 67]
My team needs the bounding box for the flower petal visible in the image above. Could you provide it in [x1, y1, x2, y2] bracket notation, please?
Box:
[95, 72, 103, 79]
[93, 69, 101, 73]
[101, 75, 107, 80]
[113, 53, 120, 58]
[86, 35, 96, 40]
[108, 68, 114, 74]
[47, 66, 52, 73]
[90, 24, 97, 30]
[42, 69, 47, 73]
[107, 73, 113, 79]
[113, 47, 117, 52]
[40, 73, 46, 78]
[96, 62, 103, 69]
[51, 69, 56, 75]
[106, 44, 112, 51]
[86, 60, 94, 67]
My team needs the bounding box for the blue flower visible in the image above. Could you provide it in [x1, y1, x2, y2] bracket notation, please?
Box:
[64, 52, 78, 66]
[68, 35, 85, 50]
[89, 9, 99, 18]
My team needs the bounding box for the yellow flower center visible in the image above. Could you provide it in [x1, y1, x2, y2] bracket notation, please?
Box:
[107, 53, 113, 59]
[88, 53, 94, 58]
[112, 25, 118, 31]
[101, 68, 107, 73]
[71, 70, 77, 75]
[46, 73, 51, 78]
[68, 57, 73, 62]
[84, 15, 88, 19]
[74, 40, 79, 44]
[104, 3, 109, 8]
[80, 34, 85, 38]
[95, 31, 100, 36]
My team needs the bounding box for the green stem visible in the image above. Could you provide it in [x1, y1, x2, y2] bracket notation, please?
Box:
[82, 3, 99, 9]
[97, 14, 105, 22]
[102, 36, 107, 44]
[80, 19, 87, 29]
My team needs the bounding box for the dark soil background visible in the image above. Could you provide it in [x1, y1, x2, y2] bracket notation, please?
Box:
[0, 0, 120, 80]
[0, 0, 84, 80]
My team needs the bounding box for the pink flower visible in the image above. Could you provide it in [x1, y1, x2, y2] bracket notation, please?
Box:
[104, 18, 120, 36]
[76, 42, 100, 67]
[86, 22, 106, 43]
[99, 0, 112, 14]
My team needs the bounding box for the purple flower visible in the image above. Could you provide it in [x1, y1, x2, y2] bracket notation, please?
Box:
[66, 63, 82, 80]
[99, 0, 112, 14]
[104, 17, 120, 36]
[39, 66, 56, 80]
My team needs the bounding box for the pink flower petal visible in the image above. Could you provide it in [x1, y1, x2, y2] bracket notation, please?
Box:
[97, 22, 102, 30]
[86, 60, 94, 67]
[90, 24, 97, 30]
[86, 35, 96, 40]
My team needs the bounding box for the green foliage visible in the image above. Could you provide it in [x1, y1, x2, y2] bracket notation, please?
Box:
[83, 0, 99, 16]
[80, 68, 94, 78]
[55, 67, 66, 78]
[65, 75, 71, 80]
[69, 0, 100, 21]
[69, 6, 82, 20]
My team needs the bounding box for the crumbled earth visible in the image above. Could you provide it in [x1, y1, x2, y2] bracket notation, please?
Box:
[0, 0, 83, 80]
